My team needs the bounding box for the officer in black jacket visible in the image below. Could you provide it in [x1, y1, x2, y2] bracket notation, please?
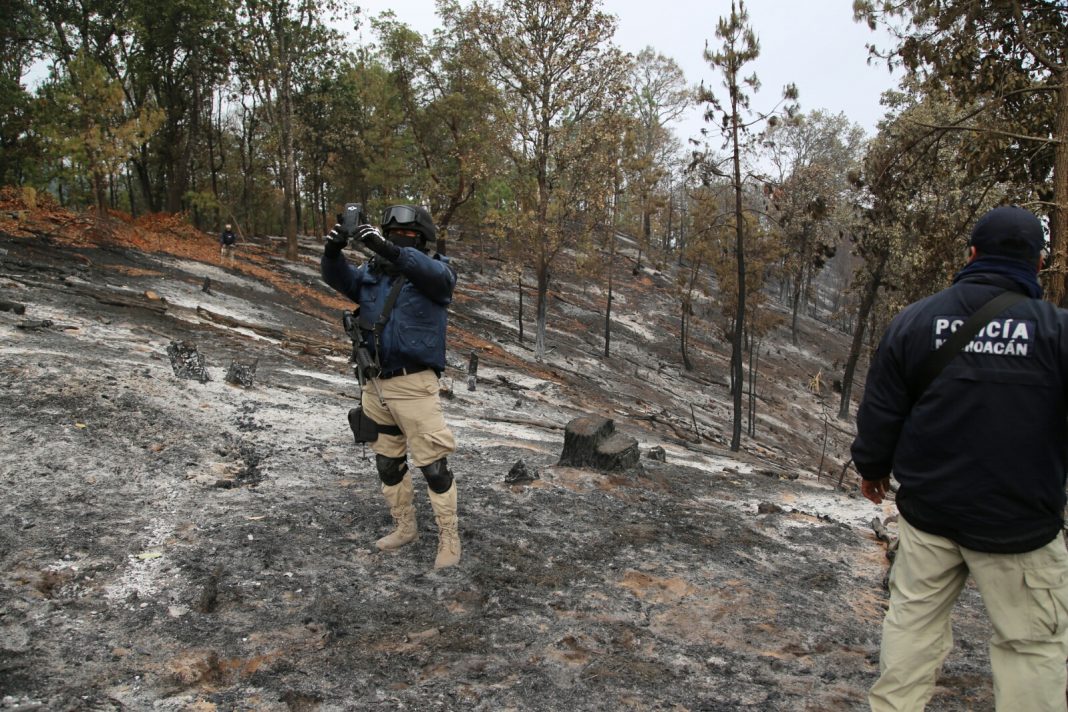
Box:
[852, 205, 1068, 711]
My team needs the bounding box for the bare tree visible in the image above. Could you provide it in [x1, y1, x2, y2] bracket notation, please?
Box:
[467, 0, 629, 360]
[694, 0, 797, 451]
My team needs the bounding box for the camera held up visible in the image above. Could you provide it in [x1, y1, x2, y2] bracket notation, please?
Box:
[339, 202, 366, 238]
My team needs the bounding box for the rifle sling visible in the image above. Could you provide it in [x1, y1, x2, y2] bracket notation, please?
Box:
[375, 275, 407, 336]
[370, 275, 406, 373]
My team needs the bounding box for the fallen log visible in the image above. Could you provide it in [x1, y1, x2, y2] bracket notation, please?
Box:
[70, 285, 168, 315]
[196, 306, 286, 340]
[629, 412, 698, 442]
[482, 414, 566, 431]
[496, 374, 528, 391]
[196, 306, 343, 355]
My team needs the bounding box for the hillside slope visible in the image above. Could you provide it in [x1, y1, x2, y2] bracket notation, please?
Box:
[0, 199, 996, 710]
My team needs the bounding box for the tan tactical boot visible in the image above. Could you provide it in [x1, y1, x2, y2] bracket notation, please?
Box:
[375, 473, 418, 550]
[428, 484, 461, 569]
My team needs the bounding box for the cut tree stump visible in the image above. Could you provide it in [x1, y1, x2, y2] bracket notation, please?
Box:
[558, 415, 640, 472]
[0, 298, 26, 314]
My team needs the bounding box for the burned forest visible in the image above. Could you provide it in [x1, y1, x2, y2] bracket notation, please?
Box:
[0, 196, 1000, 710]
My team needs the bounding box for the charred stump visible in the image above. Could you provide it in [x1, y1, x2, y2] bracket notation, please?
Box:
[505, 459, 539, 484]
[0, 299, 26, 314]
[558, 416, 640, 472]
[167, 340, 210, 382]
[225, 358, 257, 388]
[467, 352, 478, 392]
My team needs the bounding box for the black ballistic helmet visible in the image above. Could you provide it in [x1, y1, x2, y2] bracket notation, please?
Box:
[381, 204, 437, 246]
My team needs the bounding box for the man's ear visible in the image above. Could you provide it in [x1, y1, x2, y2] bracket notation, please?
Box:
[967, 245, 978, 263]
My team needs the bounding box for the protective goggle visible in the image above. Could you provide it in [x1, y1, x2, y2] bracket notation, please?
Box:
[382, 205, 419, 226]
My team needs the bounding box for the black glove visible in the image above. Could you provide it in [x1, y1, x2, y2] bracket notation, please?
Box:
[357, 224, 400, 262]
[324, 222, 348, 257]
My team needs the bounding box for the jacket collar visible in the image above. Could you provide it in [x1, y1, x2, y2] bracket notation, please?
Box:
[952, 256, 1042, 299]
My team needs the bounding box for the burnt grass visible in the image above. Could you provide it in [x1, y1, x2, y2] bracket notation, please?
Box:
[0, 224, 998, 710]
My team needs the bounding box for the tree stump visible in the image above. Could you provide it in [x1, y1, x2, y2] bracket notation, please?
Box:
[467, 352, 478, 392]
[167, 341, 210, 382]
[225, 358, 257, 388]
[0, 299, 26, 315]
[558, 415, 640, 472]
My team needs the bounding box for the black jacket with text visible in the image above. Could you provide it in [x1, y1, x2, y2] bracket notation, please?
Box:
[852, 267, 1068, 553]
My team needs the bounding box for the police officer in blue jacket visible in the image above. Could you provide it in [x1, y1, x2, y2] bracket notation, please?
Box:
[852, 206, 1068, 711]
[321, 205, 461, 570]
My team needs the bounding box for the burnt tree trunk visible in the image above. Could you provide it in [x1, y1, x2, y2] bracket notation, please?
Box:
[467, 352, 478, 392]
[838, 248, 888, 420]
[559, 416, 640, 472]
[517, 270, 524, 344]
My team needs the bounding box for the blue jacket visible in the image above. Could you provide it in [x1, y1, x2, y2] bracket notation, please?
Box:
[851, 267, 1068, 553]
[321, 248, 455, 374]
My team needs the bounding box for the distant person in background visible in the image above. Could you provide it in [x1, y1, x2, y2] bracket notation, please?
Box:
[219, 224, 237, 266]
[321, 204, 461, 570]
[852, 205, 1068, 711]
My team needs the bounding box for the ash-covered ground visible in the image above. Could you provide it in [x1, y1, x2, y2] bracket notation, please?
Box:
[0, 210, 999, 711]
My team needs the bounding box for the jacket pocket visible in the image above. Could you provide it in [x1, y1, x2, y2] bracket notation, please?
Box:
[399, 323, 438, 351]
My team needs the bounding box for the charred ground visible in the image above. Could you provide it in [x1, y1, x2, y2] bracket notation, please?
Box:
[0, 197, 997, 710]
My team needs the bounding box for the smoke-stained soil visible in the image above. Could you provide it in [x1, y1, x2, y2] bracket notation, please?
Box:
[0, 205, 996, 710]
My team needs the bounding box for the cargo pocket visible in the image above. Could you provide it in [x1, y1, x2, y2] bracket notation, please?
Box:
[1024, 567, 1068, 638]
[411, 427, 456, 466]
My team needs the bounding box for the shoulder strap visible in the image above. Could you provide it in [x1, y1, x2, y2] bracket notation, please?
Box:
[365, 275, 407, 374]
[374, 275, 407, 336]
[910, 290, 1027, 399]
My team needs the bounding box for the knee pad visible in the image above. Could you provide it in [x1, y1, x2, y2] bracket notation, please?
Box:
[421, 457, 453, 494]
[376, 454, 408, 486]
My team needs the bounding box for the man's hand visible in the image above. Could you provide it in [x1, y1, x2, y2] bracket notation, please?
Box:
[860, 477, 892, 505]
[357, 224, 400, 262]
[323, 223, 348, 257]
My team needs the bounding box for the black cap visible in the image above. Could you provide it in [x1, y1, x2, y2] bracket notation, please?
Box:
[968, 206, 1044, 261]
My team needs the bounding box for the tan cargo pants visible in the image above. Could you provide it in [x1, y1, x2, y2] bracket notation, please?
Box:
[871, 517, 1068, 712]
[361, 369, 455, 468]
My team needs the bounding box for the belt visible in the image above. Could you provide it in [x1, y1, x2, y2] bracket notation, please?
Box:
[378, 365, 430, 380]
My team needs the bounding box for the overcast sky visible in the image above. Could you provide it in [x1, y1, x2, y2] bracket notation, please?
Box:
[347, 0, 904, 142]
